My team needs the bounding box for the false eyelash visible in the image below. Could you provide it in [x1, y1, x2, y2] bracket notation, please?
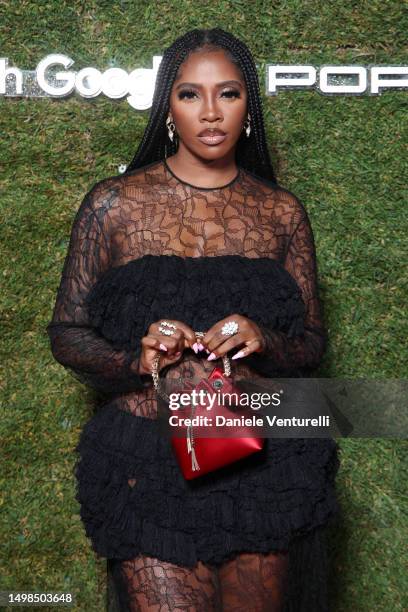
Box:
[177, 90, 196, 99]
[221, 89, 241, 98]
[178, 89, 241, 100]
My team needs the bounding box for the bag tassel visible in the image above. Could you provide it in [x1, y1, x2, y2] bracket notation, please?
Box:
[187, 426, 200, 471]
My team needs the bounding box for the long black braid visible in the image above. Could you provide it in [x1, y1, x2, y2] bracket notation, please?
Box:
[124, 28, 276, 183]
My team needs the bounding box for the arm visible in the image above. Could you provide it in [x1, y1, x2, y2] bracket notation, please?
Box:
[46, 181, 151, 394]
[248, 198, 328, 376]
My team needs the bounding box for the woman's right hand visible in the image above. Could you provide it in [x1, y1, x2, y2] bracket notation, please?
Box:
[138, 320, 198, 375]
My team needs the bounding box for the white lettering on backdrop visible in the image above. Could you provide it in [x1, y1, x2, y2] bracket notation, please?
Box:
[0, 55, 407, 109]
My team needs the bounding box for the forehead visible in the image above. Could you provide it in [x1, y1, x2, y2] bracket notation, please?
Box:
[174, 50, 243, 83]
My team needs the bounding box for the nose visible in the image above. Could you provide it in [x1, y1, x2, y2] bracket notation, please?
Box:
[199, 93, 223, 123]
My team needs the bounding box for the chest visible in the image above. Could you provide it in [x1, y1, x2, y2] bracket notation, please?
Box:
[110, 196, 287, 261]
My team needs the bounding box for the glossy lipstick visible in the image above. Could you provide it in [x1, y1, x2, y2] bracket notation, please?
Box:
[197, 129, 227, 146]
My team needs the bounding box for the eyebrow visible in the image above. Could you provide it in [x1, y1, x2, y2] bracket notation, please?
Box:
[175, 80, 244, 90]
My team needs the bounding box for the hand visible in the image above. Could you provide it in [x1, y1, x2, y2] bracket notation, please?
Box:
[138, 319, 197, 375]
[200, 314, 266, 361]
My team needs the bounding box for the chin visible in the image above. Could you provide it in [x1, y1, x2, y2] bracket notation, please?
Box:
[193, 145, 235, 161]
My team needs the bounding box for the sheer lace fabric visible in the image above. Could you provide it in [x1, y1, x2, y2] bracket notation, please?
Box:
[109, 549, 289, 611]
[46, 158, 327, 418]
[47, 159, 339, 611]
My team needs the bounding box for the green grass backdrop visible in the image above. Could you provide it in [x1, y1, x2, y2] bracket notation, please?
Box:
[1, 1, 407, 610]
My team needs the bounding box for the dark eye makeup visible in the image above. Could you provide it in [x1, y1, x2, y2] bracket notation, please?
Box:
[177, 88, 241, 100]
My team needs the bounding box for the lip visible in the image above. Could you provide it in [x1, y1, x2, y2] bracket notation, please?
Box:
[198, 128, 226, 136]
[197, 133, 227, 146]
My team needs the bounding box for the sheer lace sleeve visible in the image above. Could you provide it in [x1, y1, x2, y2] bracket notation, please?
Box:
[250, 196, 327, 376]
[46, 181, 151, 394]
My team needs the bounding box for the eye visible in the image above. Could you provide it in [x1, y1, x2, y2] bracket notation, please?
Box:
[221, 89, 241, 98]
[177, 88, 241, 100]
[178, 89, 197, 100]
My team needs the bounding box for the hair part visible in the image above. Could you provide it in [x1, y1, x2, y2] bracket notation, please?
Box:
[124, 28, 277, 183]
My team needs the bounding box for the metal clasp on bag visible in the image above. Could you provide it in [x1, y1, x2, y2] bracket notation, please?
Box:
[212, 378, 224, 390]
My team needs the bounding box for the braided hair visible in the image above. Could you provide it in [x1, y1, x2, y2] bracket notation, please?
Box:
[124, 28, 276, 183]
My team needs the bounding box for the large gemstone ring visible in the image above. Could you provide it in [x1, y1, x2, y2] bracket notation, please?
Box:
[159, 320, 177, 336]
[221, 321, 239, 336]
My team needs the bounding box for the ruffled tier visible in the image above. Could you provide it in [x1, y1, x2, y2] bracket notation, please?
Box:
[74, 402, 340, 568]
[84, 254, 306, 356]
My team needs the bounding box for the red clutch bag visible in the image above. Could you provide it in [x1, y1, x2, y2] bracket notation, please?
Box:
[151, 348, 265, 480]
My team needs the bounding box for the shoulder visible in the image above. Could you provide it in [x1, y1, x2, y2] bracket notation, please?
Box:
[240, 167, 308, 225]
[81, 160, 164, 217]
[120, 159, 166, 200]
[83, 175, 122, 212]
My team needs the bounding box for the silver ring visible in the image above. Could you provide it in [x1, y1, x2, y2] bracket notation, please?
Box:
[158, 320, 177, 336]
[221, 320, 239, 336]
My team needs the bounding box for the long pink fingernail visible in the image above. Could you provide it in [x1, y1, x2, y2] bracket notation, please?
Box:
[207, 352, 217, 361]
[198, 343, 205, 351]
[192, 343, 199, 354]
[231, 350, 245, 360]
[159, 343, 168, 351]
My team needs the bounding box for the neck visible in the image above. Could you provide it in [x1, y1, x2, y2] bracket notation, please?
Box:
[166, 147, 238, 188]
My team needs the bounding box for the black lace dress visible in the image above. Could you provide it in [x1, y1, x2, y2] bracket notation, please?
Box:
[46, 159, 340, 611]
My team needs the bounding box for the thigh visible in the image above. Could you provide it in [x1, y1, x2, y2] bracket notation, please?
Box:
[118, 554, 221, 612]
[218, 551, 289, 612]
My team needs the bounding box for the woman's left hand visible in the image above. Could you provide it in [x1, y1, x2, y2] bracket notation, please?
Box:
[200, 314, 266, 361]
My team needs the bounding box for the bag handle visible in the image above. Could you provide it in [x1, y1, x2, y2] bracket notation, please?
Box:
[151, 331, 231, 401]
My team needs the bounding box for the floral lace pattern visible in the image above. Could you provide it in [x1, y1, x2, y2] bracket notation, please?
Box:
[46, 159, 327, 417]
[47, 159, 339, 610]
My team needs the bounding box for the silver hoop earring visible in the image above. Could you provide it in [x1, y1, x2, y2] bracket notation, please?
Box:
[243, 113, 251, 138]
[166, 115, 176, 142]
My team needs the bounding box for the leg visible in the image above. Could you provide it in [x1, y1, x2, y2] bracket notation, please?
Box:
[111, 554, 221, 612]
[218, 551, 289, 612]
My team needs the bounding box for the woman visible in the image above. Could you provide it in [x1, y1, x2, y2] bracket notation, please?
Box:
[47, 28, 340, 611]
